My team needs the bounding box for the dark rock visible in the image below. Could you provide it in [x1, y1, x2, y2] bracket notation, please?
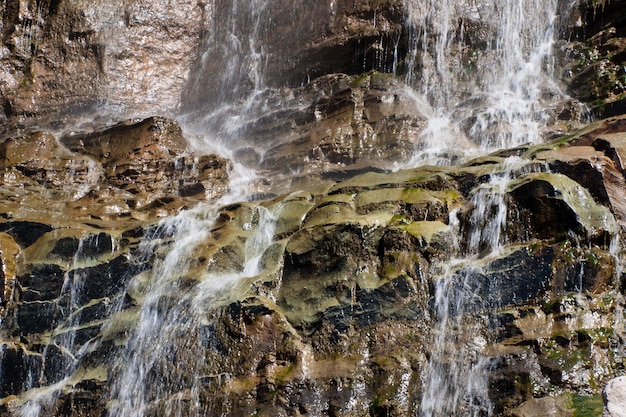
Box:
[20, 264, 66, 302]
[564, 0, 626, 117]
[178, 182, 205, 197]
[0, 221, 53, 247]
[50, 237, 81, 260]
[447, 247, 553, 314]
[79, 233, 114, 259]
[507, 173, 618, 243]
[0, 344, 43, 397]
[67, 254, 144, 306]
[74, 299, 110, 325]
[42, 344, 75, 385]
[16, 300, 61, 335]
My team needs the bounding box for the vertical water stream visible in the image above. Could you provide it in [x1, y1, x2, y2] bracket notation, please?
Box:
[419, 158, 545, 416]
[404, 0, 569, 165]
[401, 2, 573, 415]
[106, 204, 277, 417]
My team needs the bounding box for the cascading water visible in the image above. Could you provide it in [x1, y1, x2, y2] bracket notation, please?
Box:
[397, 1, 586, 414]
[14, 233, 119, 416]
[403, 0, 573, 165]
[182, 0, 271, 134]
[3, 0, 623, 416]
[418, 157, 547, 417]
[14, 197, 280, 417]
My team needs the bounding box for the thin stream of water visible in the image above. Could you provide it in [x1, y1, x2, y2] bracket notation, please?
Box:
[419, 157, 547, 417]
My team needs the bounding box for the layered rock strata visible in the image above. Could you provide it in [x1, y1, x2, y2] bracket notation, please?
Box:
[1, 0, 626, 416]
[0, 115, 624, 416]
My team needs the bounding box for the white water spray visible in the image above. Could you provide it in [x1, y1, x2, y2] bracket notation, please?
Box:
[106, 203, 278, 417]
[404, 0, 568, 164]
[419, 157, 547, 416]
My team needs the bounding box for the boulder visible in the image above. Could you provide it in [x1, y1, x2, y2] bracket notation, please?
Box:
[531, 116, 626, 228]
[510, 395, 573, 417]
[506, 172, 619, 242]
[604, 377, 626, 417]
[61, 117, 231, 207]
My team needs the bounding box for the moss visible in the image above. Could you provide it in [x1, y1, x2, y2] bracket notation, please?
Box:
[369, 384, 398, 413]
[570, 394, 604, 417]
[399, 221, 448, 243]
[350, 71, 374, 88]
[586, 252, 600, 267]
[382, 263, 401, 278]
[273, 364, 296, 386]
[389, 214, 409, 225]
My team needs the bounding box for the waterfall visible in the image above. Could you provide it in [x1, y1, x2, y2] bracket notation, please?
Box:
[419, 157, 548, 416]
[12, 191, 279, 416]
[182, 0, 271, 130]
[3, 0, 623, 415]
[397, 1, 576, 413]
[107, 203, 277, 417]
[403, 0, 570, 165]
[179, 0, 574, 172]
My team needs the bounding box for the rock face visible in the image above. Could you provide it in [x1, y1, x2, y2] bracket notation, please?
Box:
[564, 0, 626, 118]
[1, 0, 626, 416]
[0, 115, 624, 416]
[0, 0, 208, 131]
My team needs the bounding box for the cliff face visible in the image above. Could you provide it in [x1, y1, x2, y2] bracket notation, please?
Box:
[0, 0, 208, 130]
[1, 0, 626, 416]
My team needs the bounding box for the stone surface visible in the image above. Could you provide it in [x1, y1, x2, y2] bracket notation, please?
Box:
[563, 0, 626, 118]
[253, 73, 429, 175]
[510, 395, 574, 417]
[605, 377, 626, 417]
[0, 1, 626, 416]
[0, 0, 209, 131]
[0, 116, 230, 226]
[0, 120, 624, 416]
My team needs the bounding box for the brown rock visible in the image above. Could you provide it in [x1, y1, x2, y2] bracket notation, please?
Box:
[510, 395, 574, 417]
[61, 117, 187, 163]
[0, 233, 20, 307]
[61, 116, 231, 210]
[1, 0, 208, 131]
[255, 73, 427, 175]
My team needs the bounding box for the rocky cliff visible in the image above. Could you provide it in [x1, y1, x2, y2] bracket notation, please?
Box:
[1, 0, 626, 416]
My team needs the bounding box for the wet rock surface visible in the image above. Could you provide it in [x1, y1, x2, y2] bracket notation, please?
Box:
[564, 0, 626, 118]
[0, 119, 625, 415]
[1, 0, 626, 416]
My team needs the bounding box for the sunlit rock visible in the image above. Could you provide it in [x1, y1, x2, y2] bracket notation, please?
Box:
[507, 172, 619, 242]
[604, 376, 626, 417]
[0, 0, 626, 415]
[1, 0, 208, 131]
[61, 116, 230, 204]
